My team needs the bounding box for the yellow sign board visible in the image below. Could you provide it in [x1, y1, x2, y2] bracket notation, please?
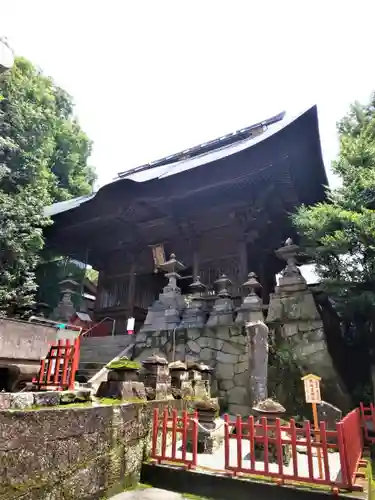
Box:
[301, 373, 321, 404]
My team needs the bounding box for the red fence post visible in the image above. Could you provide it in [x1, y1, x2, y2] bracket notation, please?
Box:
[68, 336, 81, 390]
[151, 407, 159, 460]
[171, 408, 177, 460]
[236, 415, 242, 474]
[191, 410, 198, 468]
[290, 418, 298, 478]
[224, 414, 230, 470]
[182, 410, 188, 463]
[336, 421, 349, 488]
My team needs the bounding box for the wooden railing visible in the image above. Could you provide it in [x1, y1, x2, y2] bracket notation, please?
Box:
[32, 337, 80, 391]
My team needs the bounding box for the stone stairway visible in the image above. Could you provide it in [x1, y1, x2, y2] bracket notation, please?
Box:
[76, 335, 135, 384]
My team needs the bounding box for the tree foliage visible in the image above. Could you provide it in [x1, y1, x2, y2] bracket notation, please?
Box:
[0, 57, 96, 315]
[293, 95, 375, 342]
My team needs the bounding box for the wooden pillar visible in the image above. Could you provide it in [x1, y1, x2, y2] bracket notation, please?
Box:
[193, 250, 200, 278]
[127, 260, 137, 314]
[238, 239, 248, 283]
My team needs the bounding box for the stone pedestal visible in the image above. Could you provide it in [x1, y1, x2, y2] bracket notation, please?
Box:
[96, 357, 146, 401]
[252, 399, 291, 466]
[189, 399, 221, 454]
[141, 355, 172, 400]
[267, 238, 351, 411]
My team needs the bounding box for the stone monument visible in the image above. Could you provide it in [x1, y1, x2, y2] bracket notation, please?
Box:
[267, 238, 351, 411]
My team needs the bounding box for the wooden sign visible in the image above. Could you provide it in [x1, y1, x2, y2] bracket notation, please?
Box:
[301, 373, 323, 478]
[150, 244, 166, 271]
[301, 373, 321, 404]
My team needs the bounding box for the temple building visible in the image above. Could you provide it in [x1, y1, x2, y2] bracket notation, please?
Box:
[44, 105, 327, 334]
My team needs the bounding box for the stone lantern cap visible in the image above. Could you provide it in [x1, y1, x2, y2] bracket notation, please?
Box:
[106, 356, 141, 371]
[252, 398, 286, 414]
[168, 360, 187, 371]
[187, 361, 213, 372]
[242, 272, 262, 293]
[142, 354, 168, 365]
[159, 253, 185, 274]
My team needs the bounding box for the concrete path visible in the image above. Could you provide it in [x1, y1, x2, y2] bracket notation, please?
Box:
[109, 487, 206, 499]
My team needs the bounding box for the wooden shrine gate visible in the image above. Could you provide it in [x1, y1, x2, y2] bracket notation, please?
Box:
[150, 407, 364, 493]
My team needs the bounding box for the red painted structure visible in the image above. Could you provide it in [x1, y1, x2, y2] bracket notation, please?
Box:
[150, 407, 364, 492]
[151, 407, 198, 469]
[360, 402, 375, 444]
[224, 410, 362, 491]
[32, 337, 81, 391]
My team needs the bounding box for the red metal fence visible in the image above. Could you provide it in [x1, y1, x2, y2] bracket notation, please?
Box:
[224, 411, 363, 491]
[150, 407, 198, 468]
[150, 407, 364, 492]
[360, 402, 375, 444]
[32, 337, 81, 391]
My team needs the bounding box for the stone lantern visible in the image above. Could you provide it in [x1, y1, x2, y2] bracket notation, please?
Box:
[140, 253, 186, 333]
[96, 357, 146, 401]
[141, 354, 172, 400]
[206, 274, 234, 327]
[168, 360, 191, 398]
[179, 276, 207, 329]
[236, 272, 263, 324]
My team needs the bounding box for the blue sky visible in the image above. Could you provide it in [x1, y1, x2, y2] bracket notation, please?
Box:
[2, 0, 375, 190]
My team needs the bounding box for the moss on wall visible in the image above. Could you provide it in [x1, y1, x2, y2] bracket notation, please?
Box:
[0, 399, 186, 500]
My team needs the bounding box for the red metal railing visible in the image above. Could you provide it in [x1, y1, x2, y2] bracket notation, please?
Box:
[223, 414, 350, 490]
[150, 407, 198, 468]
[32, 337, 81, 391]
[340, 409, 363, 488]
[360, 402, 375, 444]
[149, 408, 363, 492]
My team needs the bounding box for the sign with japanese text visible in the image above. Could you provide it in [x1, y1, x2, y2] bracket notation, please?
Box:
[301, 373, 322, 404]
[127, 317, 135, 335]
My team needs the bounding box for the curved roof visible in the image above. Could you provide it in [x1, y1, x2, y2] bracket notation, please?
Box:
[45, 108, 298, 218]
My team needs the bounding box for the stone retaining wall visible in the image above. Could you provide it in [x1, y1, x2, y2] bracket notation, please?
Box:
[0, 399, 184, 500]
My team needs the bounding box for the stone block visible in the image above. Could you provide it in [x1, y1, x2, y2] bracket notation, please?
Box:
[9, 392, 34, 409]
[96, 381, 146, 401]
[221, 341, 242, 355]
[227, 387, 247, 405]
[317, 401, 342, 430]
[234, 361, 248, 374]
[187, 340, 200, 353]
[33, 391, 61, 407]
[215, 363, 234, 380]
[216, 351, 238, 364]
[0, 392, 11, 409]
[196, 336, 216, 349]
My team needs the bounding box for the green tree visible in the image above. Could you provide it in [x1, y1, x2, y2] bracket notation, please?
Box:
[0, 57, 96, 202]
[0, 57, 96, 315]
[293, 94, 375, 347]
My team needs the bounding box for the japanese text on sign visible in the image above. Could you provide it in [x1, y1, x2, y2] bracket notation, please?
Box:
[303, 378, 321, 404]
